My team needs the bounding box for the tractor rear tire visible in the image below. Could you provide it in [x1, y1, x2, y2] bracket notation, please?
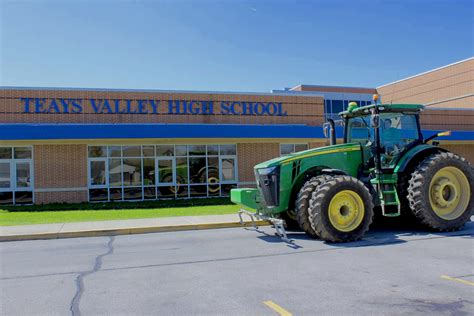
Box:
[407, 152, 473, 231]
[308, 175, 374, 242]
[296, 175, 333, 237]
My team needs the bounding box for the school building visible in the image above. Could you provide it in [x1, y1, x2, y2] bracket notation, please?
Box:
[0, 57, 472, 205]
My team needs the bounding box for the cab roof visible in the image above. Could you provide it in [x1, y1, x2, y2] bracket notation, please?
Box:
[340, 103, 424, 118]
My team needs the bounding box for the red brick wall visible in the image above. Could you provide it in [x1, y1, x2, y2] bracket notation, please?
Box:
[0, 89, 325, 126]
[237, 143, 280, 182]
[377, 58, 473, 109]
[34, 144, 87, 188]
[33, 144, 88, 204]
[421, 108, 474, 131]
[439, 144, 474, 164]
[35, 191, 87, 204]
[309, 141, 327, 149]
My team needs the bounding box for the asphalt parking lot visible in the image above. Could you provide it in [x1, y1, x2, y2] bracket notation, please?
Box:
[1, 220, 473, 316]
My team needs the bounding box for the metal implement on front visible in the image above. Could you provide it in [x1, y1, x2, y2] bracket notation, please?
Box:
[238, 209, 289, 242]
[231, 187, 291, 242]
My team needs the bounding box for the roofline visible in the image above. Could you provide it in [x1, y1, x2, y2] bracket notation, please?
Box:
[423, 106, 474, 111]
[269, 89, 326, 97]
[290, 84, 376, 91]
[0, 86, 323, 98]
[377, 57, 474, 89]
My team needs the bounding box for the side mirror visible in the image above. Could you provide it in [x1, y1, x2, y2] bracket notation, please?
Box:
[323, 122, 330, 138]
[370, 113, 379, 128]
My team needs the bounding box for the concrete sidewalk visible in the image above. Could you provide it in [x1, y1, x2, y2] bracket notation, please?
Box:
[0, 214, 269, 242]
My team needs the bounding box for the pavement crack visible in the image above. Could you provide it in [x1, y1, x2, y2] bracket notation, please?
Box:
[69, 236, 115, 316]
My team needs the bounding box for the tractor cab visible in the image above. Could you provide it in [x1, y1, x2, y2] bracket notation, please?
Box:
[342, 102, 424, 169]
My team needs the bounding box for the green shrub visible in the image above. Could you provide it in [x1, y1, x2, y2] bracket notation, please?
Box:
[1, 197, 232, 212]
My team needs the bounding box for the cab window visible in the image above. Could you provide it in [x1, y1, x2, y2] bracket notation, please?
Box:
[380, 113, 419, 152]
[347, 116, 373, 146]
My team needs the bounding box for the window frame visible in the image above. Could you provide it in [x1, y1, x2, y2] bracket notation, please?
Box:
[324, 98, 373, 120]
[279, 143, 309, 156]
[156, 156, 176, 186]
[219, 155, 238, 184]
[0, 146, 34, 205]
[88, 157, 109, 188]
[87, 144, 238, 202]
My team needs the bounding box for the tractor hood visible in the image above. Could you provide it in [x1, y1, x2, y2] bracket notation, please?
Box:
[254, 143, 361, 170]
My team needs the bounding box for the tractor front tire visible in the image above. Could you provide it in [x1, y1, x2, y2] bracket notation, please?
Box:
[309, 175, 374, 242]
[280, 210, 300, 230]
[407, 152, 473, 231]
[296, 175, 333, 237]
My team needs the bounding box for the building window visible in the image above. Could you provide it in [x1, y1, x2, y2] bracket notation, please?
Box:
[0, 146, 34, 205]
[280, 143, 308, 156]
[324, 99, 373, 120]
[87, 144, 238, 202]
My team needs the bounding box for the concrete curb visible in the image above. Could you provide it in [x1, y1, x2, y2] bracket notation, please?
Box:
[0, 220, 270, 242]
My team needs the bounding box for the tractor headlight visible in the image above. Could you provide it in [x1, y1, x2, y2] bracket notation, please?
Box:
[257, 166, 278, 176]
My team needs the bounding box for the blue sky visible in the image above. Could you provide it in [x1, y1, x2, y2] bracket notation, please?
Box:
[1, 0, 472, 92]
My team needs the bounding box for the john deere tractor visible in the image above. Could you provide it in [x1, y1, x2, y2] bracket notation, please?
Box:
[231, 97, 473, 242]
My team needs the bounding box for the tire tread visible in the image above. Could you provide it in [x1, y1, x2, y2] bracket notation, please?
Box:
[296, 175, 333, 236]
[308, 175, 374, 242]
[407, 152, 473, 231]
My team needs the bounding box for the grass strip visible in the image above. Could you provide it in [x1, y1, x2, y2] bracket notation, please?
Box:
[0, 197, 241, 226]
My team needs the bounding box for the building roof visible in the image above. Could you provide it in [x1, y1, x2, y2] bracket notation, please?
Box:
[289, 84, 377, 94]
[0, 86, 323, 98]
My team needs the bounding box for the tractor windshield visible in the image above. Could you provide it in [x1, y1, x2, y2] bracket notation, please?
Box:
[347, 113, 421, 166]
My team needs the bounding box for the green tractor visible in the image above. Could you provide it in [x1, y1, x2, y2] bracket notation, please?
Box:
[231, 98, 473, 242]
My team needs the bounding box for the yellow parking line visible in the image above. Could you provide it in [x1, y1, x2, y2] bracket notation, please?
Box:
[441, 275, 474, 286]
[263, 300, 293, 316]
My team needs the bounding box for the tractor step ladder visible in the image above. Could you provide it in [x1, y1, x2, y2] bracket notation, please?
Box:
[371, 175, 401, 217]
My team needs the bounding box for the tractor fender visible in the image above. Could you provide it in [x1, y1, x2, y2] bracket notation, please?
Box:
[320, 168, 348, 176]
[298, 167, 347, 182]
[394, 144, 447, 175]
[286, 166, 327, 210]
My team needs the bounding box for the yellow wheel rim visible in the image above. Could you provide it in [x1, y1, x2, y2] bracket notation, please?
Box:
[169, 177, 183, 194]
[328, 190, 365, 232]
[208, 177, 220, 193]
[429, 166, 470, 220]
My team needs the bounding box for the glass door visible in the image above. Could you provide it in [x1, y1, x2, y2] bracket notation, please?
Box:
[89, 159, 107, 187]
[156, 157, 176, 197]
[15, 161, 32, 189]
[88, 158, 108, 202]
[0, 161, 11, 190]
[14, 161, 33, 204]
[0, 161, 13, 204]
